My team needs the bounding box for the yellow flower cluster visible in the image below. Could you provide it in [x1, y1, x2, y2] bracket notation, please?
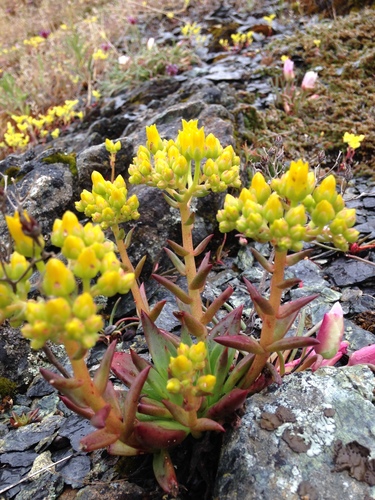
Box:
[51, 211, 135, 296]
[23, 36, 46, 49]
[75, 171, 140, 229]
[0, 100, 83, 151]
[0, 251, 32, 326]
[343, 132, 365, 150]
[217, 160, 359, 252]
[219, 31, 253, 50]
[22, 291, 103, 350]
[166, 342, 216, 396]
[6, 211, 45, 258]
[128, 120, 241, 198]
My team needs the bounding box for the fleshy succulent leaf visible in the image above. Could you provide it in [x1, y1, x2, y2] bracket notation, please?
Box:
[206, 388, 248, 420]
[107, 439, 144, 456]
[93, 340, 117, 395]
[134, 255, 147, 279]
[193, 234, 214, 256]
[59, 395, 94, 419]
[141, 312, 178, 374]
[131, 350, 169, 399]
[167, 239, 189, 257]
[153, 449, 179, 497]
[122, 366, 151, 441]
[192, 418, 225, 433]
[80, 428, 120, 452]
[189, 253, 212, 290]
[152, 274, 193, 304]
[111, 352, 140, 387]
[243, 277, 275, 317]
[90, 404, 111, 429]
[285, 248, 313, 266]
[214, 335, 265, 355]
[276, 278, 302, 290]
[149, 300, 167, 322]
[277, 294, 319, 319]
[161, 399, 191, 427]
[174, 311, 207, 338]
[208, 305, 243, 339]
[222, 353, 254, 393]
[200, 285, 234, 327]
[133, 420, 189, 450]
[138, 397, 173, 419]
[250, 247, 274, 273]
[163, 247, 186, 275]
[266, 336, 320, 352]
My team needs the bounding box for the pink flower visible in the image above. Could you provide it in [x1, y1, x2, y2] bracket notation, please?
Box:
[283, 58, 295, 81]
[301, 71, 318, 90]
[314, 302, 344, 359]
[348, 344, 375, 366]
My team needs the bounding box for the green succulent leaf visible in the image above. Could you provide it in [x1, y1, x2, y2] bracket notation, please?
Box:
[153, 449, 179, 497]
[141, 312, 178, 374]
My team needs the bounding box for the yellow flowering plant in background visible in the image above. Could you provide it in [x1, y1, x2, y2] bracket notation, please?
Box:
[0, 120, 359, 495]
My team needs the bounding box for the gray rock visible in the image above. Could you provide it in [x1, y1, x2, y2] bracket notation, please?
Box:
[215, 365, 375, 499]
[0, 415, 64, 453]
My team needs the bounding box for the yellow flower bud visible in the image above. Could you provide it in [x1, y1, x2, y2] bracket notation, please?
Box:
[285, 205, 307, 227]
[177, 343, 190, 357]
[52, 211, 82, 247]
[84, 314, 103, 334]
[169, 355, 193, 379]
[92, 171, 107, 196]
[72, 293, 96, 320]
[270, 218, 289, 238]
[5, 211, 40, 257]
[105, 138, 121, 154]
[0, 283, 13, 308]
[6, 252, 31, 281]
[284, 160, 315, 203]
[189, 341, 207, 363]
[62, 235, 85, 260]
[22, 320, 50, 349]
[117, 270, 135, 294]
[166, 378, 182, 394]
[205, 133, 223, 158]
[146, 124, 163, 154]
[263, 193, 284, 223]
[82, 223, 105, 246]
[95, 270, 120, 296]
[289, 224, 307, 241]
[313, 175, 337, 205]
[44, 298, 71, 325]
[336, 208, 356, 228]
[332, 194, 345, 213]
[73, 247, 101, 279]
[177, 120, 205, 161]
[203, 158, 218, 177]
[251, 172, 271, 204]
[65, 317, 85, 340]
[343, 228, 359, 243]
[239, 187, 257, 204]
[196, 374, 216, 393]
[43, 259, 76, 296]
[311, 200, 335, 227]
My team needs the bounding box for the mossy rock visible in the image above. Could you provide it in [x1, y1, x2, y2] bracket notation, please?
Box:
[0, 376, 17, 398]
[292, 0, 375, 16]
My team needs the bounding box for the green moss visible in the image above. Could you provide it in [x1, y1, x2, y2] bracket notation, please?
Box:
[42, 152, 77, 176]
[0, 377, 17, 398]
[239, 7, 375, 178]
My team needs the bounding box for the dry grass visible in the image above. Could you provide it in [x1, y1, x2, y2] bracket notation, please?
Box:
[0, 0, 196, 155]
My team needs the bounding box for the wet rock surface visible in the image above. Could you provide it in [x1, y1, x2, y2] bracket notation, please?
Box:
[0, 1, 375, 499]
